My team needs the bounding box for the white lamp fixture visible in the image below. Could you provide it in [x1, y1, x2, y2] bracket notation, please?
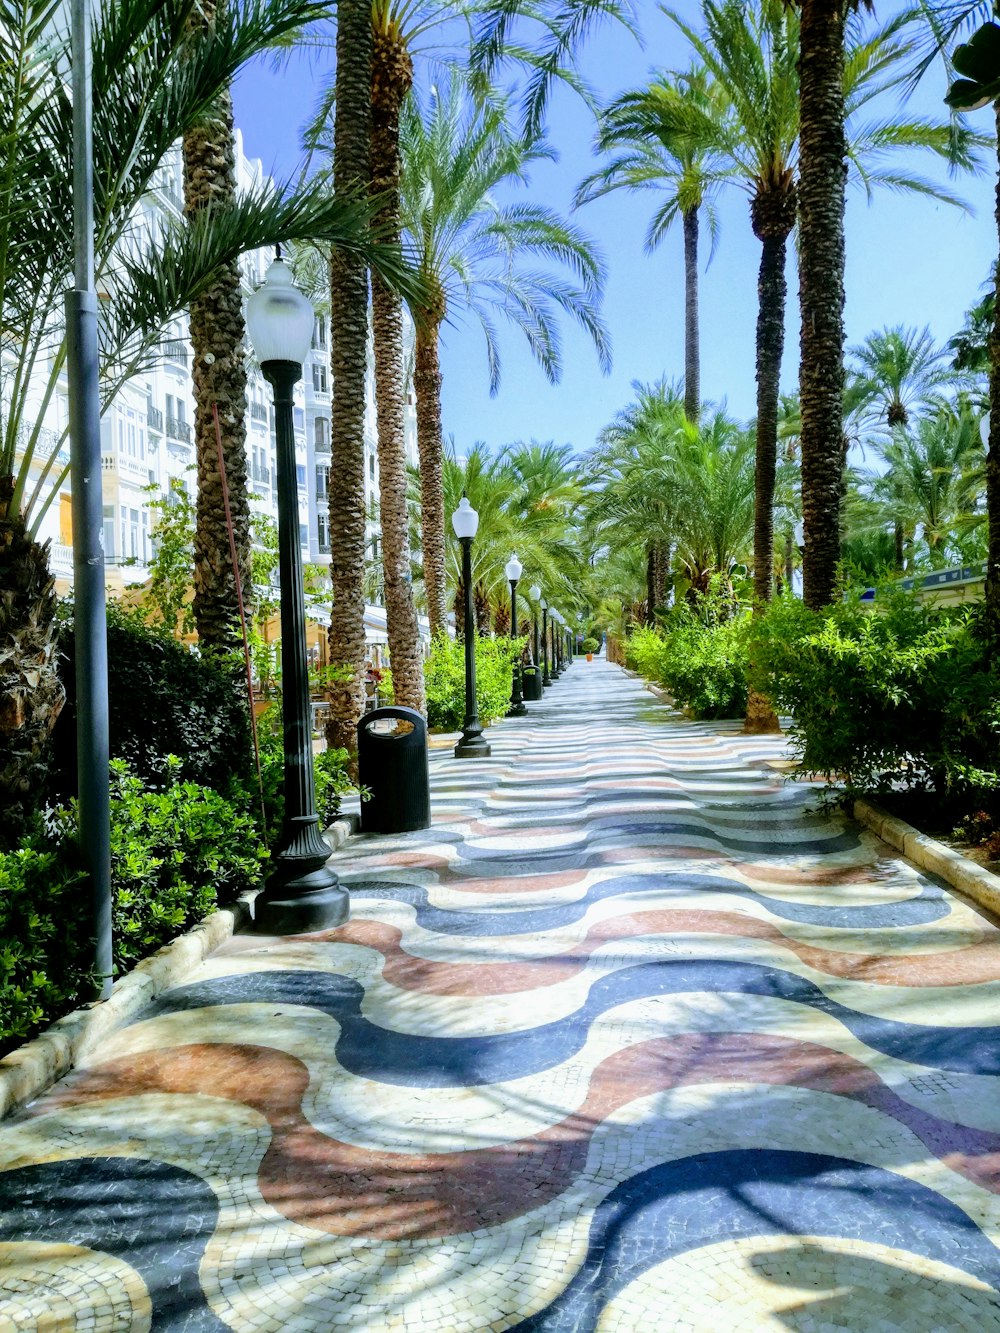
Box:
[246, 258, 315, 367]
[529, 584, 541, 601]
[981, 413, 991, 449]
[505, 552, 523, 583]
[452, 496, 479, 540]
[540, 596, 547, 611]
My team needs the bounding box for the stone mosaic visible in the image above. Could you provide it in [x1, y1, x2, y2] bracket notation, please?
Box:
[2, 658, 1000, 1329]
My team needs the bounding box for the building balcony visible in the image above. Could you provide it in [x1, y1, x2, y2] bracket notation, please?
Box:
[166, 415, 191, 443]
[251, 462, 271, 485]
[163, 340, 188, 368]
[147, 404, 164, 433]
[250, 401, 268, 423]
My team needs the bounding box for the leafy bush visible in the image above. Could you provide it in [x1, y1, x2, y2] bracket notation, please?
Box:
[625, 605, 750, 720]
[582, 637, 599, 653]
[1, 760, 267, 1055]
[53, 601, 252, 798]
[0, 840, 91, 1053]
[249, 705, 354, 846]
[749, 592, 1000, 806]
[424, 633, 521, 731]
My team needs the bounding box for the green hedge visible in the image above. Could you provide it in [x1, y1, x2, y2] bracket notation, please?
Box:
[424, 634, 521, 731]
[625, 611, 750, 719]
[749, 593, 1000, 806]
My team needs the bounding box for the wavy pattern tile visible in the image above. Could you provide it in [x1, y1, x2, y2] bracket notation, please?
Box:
[3, 658, 1000, 1330]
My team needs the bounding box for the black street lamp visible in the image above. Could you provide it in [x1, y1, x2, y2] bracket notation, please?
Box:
[540, 597, 551, 686]
[550, 609, 562, 677]
[453, 497, 490, 757]
[505, 553, 526, 716]
[247, 258, 348, 933]
[529, 583, 541, 665]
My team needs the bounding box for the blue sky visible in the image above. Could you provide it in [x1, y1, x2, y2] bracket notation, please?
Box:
[232, 0, 996, 458]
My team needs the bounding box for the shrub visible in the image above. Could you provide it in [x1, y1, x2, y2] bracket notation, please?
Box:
[249, 705, 354, 846]
[625, 605, 750, 720]
[582, 637, 599, 653]
[1, 760, 267, 1055]
[749, 592, 1000, 806]
[424, 634, 520, 731]
[52, 601, 252, 799]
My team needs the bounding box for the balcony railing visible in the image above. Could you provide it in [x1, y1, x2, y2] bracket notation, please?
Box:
[252, 463, 271, 485]
[250, 401, 268, 423]
[163, 339, 188, 367]
[166, 415, 191, 443]
[317, 541, 330, 555]
[147, 404, 164, 433]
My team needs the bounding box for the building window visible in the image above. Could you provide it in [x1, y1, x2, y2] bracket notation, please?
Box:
[368, 453, 375, 479]
[316, 465, 329, 499]
[103, 504, 115, 559]
[312, 316, 327, 350]
[299, 523, 308, 549]
[317, 512, 329, 551]
[312, 362, 328, 394]
[315, 417, 330, 449]
[296, 464, 306, 490]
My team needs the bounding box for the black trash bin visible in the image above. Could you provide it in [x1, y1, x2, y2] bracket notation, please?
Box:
[521, 664, 542, 701]
[357, 706, 431, 834]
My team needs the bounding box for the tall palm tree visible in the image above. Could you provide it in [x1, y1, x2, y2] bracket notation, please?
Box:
[326, 0, 373, 756]
[670, 410, 757, 594]
[0, 0, 409, 836]
[182, 0, 253, 659]
[367, 0, 424, 712]
[399, 79, 610, 639]
[576, 66, 729, 423]
[849, 325, 955, 430]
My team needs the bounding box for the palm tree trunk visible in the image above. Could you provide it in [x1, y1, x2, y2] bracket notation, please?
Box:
[370, 31, 424, 713]
[645, 544, 657, 626]
[653, 541, 669, 610]
[182, 0, 252, 658]
[798, 0, 847, 612]
[0, 488, 64, 847]
[413, 314, 449, 639]
[986, 105, 1000, 646]
[326, 0, 372, 757]
[893, 518, 904, 572]
[682, 206, 700, 425]
[784, 527, 794, 591]
[746, 206, 793, 736]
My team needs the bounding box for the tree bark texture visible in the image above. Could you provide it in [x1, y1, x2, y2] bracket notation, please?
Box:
[0, 491, 64, 846]
[326, 0, 372, 756]
[370, 30, 425, 713]
[986, 105, 1000, 646]
[746, 191, 794, 736]
[413, 317, 449, 638]
[183, 0, 251, 658]
[645, 545, 656, 626]
[798, 0, 847, 611]
[652, 541, 669, 612]
[682, 207, 700, 424]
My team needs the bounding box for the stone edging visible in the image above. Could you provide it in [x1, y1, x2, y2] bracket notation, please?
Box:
[0, 811, 361, 1121]
[854, 798, 1000, 919]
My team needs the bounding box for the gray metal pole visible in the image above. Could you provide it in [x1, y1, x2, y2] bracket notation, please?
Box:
[67, 0, 112, 999]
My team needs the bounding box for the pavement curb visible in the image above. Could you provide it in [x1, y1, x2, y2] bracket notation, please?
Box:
[854, 797, 1000, 920]
[0, 811, 361, 1121]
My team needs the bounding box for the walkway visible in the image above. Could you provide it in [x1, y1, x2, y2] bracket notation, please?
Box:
[3, 660, 1000, 1330]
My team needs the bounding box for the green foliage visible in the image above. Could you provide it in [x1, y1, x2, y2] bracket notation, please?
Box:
[1, 759, 268, 1055]
[0, 839, 91, 1054]
[125, 479, 196, 637]
[749, 593, 1000, 805]
[423, 634, 520, 731]
[582, 637, 599, 653]
[625, 589, 750, 718]
[249, 705, 354, 846]
[52, 601, 251, 798]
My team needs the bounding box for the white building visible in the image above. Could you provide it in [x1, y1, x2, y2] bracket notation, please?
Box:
[13, 129, 424, 651]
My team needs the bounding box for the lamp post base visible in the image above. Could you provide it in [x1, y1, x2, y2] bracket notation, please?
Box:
[455, 730, 491, 758]
[250, 817, 349, 934]
[507, 701, 527, 716]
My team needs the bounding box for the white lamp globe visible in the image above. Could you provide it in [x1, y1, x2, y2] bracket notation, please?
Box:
[246, 259, 314, 367]
[540, 596, 547, 610]
[505, 553, 523, 582]
[529, 584, 541, 601]
[452, 496, 479, 540]
[981, 413, 991, 448]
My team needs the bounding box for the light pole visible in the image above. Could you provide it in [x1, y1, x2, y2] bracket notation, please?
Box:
[540, 597, 551, 686]
[247, 258, 348, 933]
[529, 583, 541, 665]
[550, 610, 562, 677]
[453, 497, 490, 757]
[505, 553, 526, 716]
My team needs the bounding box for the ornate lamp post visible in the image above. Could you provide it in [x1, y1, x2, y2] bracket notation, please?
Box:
[540, 596, 551, 686]
[247, 258, 348, 933]
[505, 553, 526, 716]
[550, 610, 562, 677]
[453, 497, 490, 757]
[529, 584, 541, 665]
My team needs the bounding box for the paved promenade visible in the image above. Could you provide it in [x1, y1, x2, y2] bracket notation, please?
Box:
[3, 658, 1000, 1330]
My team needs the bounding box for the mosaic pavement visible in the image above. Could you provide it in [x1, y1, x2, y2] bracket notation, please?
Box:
[3, 657, 1000, 1331]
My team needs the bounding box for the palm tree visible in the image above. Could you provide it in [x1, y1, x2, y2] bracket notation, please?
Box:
[367, 0, 425, 712]
[182, 0, 252, 658]
[399, 79, 610, 639]
[326, 0, 373, 757]
[576, 66, 729, 423]
[670, 410, 756, 595]
[0, 0, 411, 835]
[850, 325, 955, 430]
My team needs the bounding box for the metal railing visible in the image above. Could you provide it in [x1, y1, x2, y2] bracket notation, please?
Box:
[147, 404, 164, 433]
[163, 339, 188, 367]
[250, 401, 268, 423]
[166, 415, 191, 442]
